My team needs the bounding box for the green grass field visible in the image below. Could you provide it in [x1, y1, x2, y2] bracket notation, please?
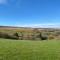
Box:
[0, 39, 60, 60]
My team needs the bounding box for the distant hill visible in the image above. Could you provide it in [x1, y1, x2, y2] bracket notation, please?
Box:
[0, 25, 60, 31]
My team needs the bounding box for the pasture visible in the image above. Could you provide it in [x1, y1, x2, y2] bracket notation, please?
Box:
[0, 39, 60, 60]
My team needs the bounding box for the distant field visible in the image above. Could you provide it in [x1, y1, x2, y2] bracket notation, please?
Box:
[0, 39, 60, 60]
[0, 26, 60, 40]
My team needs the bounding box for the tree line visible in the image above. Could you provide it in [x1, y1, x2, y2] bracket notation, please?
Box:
[0, 31, 48, 40]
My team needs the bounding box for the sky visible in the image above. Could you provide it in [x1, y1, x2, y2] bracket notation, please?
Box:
[0, 0, 60, 28]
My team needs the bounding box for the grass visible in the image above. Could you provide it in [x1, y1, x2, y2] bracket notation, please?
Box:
[0, 39, 60, 60]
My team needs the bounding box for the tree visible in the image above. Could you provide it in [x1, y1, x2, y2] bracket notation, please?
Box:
[38, 32, 48, 40]
[14, 32, 19, 40]
[20, 32, 24, 40]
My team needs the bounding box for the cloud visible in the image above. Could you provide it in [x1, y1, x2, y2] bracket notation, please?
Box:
[15, 23, 60, 28]
[0, 0, 21, 8]
[0, 0, 7, 4]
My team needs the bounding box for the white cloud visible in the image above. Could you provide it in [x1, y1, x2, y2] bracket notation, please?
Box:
[0, 0, 7, 4]
[0, 0, 21, 8]
[15, 23, 60, 28]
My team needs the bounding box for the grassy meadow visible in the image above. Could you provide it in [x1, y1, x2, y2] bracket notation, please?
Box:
[0, 27, 60, 60]
[0, 39, 60, 60]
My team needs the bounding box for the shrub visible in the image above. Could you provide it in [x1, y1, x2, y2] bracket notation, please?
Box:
[0, 32, 19, 40]
[0, 32, 9, 38]
[38, 33, 48, 40]
[48, 35, 55, 40]
[13, 32, 19, 40]
[41, 36, 48, 40]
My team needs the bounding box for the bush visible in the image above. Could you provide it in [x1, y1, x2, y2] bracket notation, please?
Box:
[13, 32, 19, 40]
[40, 35, 48, 40]
[0, 32, 9, 38]
[38, 33, 48, 40]
[48, 35, 55, 40]
[0, 32, 19, 40]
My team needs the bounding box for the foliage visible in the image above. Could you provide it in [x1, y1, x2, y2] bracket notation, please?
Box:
[0, 28, 60, 40]
[0, 32, 19, 40]
[37, 33, 48, 40]
[48, 35, 55, 40]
